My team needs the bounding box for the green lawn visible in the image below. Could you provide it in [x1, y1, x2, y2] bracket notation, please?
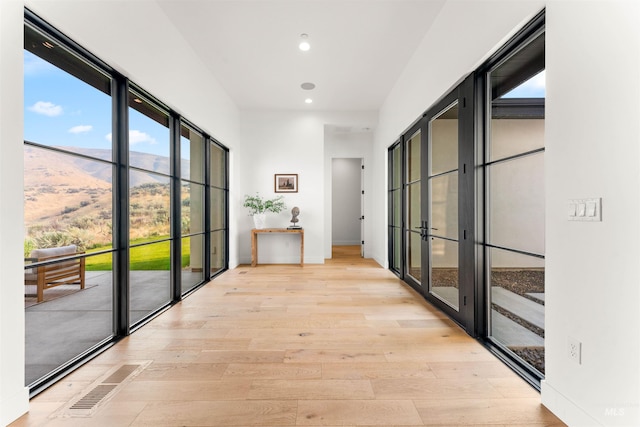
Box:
[86, 237, 191, 271]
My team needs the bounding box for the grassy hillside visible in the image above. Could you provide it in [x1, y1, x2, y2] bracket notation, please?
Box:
[24, 145, 192, 257]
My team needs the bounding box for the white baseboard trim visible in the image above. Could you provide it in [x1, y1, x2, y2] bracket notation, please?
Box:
[541, 380, 601, 426]
[1, 386, 29, 426]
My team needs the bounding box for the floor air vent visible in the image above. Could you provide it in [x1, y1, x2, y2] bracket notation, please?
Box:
[54, 360, 151, 418]
[69, 384, 117, 411]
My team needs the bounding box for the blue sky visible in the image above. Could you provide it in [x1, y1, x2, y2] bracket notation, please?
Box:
[502, 70, 546, 98]
[25, 49, 545, 158]
[24, 51, 172, 158]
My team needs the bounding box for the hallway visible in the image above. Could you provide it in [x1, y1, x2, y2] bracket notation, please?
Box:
[12, 247, 563, 426]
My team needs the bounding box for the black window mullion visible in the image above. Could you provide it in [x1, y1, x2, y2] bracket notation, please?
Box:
[112, 71, 130, 337]
[170, 113, 182, 302]
[204, 136, 212, 278]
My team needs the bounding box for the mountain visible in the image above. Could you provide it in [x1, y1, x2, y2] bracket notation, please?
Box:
[24, 145, 191, 247]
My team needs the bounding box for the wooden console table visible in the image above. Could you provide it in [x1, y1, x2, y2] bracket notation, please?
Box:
[251, 228, 304, 267]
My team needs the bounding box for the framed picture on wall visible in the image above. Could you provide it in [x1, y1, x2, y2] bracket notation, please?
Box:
[275, 174, 298, 193]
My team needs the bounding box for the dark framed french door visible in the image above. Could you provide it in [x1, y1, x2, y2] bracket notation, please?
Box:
[392, 10, 545, 385]
[401, 75, 476, 332]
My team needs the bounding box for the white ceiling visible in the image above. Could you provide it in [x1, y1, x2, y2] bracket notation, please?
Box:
[156, 0, 446, 112]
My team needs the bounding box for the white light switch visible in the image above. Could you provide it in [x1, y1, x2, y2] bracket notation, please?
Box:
[569, 198, 601, 222]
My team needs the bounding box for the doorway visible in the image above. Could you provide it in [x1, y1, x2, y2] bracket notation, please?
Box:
[331, 158, 363, 259]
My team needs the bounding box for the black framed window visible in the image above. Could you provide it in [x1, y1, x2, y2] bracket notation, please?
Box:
[209, 141, 228, 276]
[387, 9, 545, 387]
[480, 17, 546, 383]
[180, 122, 206, 293]
[388, 141, 403, 276]
[127, 90, 172, 325]
[23, 8, 229, 395]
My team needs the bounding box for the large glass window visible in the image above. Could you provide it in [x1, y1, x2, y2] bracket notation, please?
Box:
[23, 11, 229, 393]
[485, 30, 545, 376]
[128, 92, 172, 325]
[209, 142, 227, 277]
[24, 22, 114, 385]
[180, 123, 206, 293]
[388, 142, 402, 275]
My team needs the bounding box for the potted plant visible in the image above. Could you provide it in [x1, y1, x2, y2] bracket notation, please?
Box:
[243, 193, 286, 229]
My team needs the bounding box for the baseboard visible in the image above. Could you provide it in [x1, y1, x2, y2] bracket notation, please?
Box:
[1, 386, 29, 426]
[541, 380, 601, 426]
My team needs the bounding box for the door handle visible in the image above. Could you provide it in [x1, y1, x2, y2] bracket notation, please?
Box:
[414, 221, 428, 240]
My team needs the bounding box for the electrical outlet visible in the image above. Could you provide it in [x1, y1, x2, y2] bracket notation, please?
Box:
[568, 337, 581, 364]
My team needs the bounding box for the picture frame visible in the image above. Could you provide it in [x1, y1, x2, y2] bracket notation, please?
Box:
[274, 174, 298, 193]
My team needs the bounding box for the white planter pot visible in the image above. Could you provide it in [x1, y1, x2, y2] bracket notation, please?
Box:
[253, 213, 266, 229]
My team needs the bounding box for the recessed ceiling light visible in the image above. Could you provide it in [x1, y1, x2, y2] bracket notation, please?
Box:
[305, 98, 313, 104]
[301, 82, 316, 90]
[133, 98, 143, 104]
[299, 33, 310, 51]
[42, 41, 55, 49]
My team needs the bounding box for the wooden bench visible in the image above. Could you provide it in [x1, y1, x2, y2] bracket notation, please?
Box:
[25, 245, 86, 303]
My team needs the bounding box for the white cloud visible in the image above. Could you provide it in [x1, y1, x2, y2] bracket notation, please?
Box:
[29, 101, 63, 117]
[105, 130, 157, 145]
[129, 130, 157, 145]
[69, 125, 93, 134]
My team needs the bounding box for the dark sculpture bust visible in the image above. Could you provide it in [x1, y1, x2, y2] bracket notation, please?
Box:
[289, 206, 301, 229]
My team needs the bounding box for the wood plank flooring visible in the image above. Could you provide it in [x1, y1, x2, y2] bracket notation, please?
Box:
[11, 246, 565, 426]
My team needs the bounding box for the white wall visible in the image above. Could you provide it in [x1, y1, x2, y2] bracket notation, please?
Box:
[238, 111, 376, 264]
[541, 1, 640, 426]
[0, 2, 30, 425]
[331, 158, 362, 246]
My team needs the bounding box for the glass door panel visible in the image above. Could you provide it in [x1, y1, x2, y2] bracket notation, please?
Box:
[405, 129, 422, 285]
[408, 231, 422, 283]
[428, 102, 459, 310]
[430, 238, 459, 309]
[430, 173, 458, 240]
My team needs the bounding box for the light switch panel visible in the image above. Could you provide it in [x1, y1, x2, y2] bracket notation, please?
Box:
[569, 198, 601, 221]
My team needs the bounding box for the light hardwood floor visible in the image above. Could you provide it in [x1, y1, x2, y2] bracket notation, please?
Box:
[12, 246, 565, 426]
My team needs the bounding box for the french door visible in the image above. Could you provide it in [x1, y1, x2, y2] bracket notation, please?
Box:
[393, 10, 545, 384]
[403, 76, 475, 331]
